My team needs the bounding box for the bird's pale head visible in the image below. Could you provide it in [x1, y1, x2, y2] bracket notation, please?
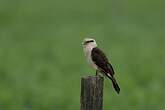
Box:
[82, 38, 97, 48]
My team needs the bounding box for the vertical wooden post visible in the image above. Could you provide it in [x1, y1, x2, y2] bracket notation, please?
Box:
[81, 76, 104, 110]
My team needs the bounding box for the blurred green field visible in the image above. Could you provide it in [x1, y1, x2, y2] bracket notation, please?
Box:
[0, 0, 165, 110]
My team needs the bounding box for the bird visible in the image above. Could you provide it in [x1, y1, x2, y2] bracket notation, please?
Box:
[82, 38, 120, 94]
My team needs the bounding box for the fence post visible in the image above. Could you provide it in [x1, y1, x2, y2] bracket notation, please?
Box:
[80, 76, 104, 110]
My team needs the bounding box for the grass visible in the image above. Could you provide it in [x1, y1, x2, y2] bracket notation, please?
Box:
[0, 0, 165, 110]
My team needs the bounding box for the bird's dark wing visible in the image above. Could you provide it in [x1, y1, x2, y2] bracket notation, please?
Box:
[91, 47, 115, 77]
[107, 62, 115, 75]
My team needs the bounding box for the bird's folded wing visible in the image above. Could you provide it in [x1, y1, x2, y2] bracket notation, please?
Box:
[91, 47, 115, 76]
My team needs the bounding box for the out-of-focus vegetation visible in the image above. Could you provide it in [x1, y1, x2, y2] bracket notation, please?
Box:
[0, 0, 165, 110]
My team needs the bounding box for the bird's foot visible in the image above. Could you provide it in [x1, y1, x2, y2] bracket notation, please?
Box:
[95, 70, 98, 76]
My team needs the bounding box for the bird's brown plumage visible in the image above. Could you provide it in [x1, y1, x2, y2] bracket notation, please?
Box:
[91, 47, 120, 94]
[91, 47, 114, 77]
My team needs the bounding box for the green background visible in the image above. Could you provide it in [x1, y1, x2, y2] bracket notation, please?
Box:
[0, 0, 165, 110]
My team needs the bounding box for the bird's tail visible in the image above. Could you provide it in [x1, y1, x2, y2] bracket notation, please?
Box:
[111, 77, 120, 94]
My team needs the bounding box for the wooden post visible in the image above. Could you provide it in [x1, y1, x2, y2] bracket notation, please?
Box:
[81, 76, 104, 110]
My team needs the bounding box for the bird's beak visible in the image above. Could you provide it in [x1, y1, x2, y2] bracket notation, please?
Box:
[81, 42, 84, 45]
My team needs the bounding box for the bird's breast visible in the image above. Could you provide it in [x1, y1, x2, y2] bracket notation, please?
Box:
[83, 47, 98, 70]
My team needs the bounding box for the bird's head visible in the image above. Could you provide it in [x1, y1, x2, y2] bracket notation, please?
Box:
[82, 38, 97, 48]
